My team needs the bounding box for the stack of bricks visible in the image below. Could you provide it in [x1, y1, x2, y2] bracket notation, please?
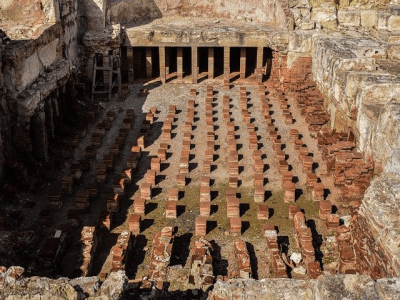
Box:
[61, 176, 73, 195]
[319, 200, 332, 220]
[134, 197, 146, 214]
[165, 200, 177, 218]
[326, 213, 340, 232]
[145, 169, 156, 185]
[189, 238, 215, 287]
[263, 223, 288, 278]
[227, 196, 240, 218]
[111, 231, 132, 272]
[336, 225, 357, 274]
[283, 181, 295, 203]
[95, 163, 107, 183]
[99, 210, 112, 230]
[76, 190, 89, 211]
[232, 239, 252, 279]
[113, 178, 125, 195]
[195, 216, 207, 236]
[128, 214, 141, 233]
[79, 226, 98, 276]
[48, 188, 62, 209]
[128, 146, 141, 170]
[312, 182, 325, 201]
[140, 182, 152, 200]
[293, 212, 321, 277]
[148, 227, 174, 281]
[107, 193, 119, 212]
[230, 217, 242, 236]
[257, 204, 269, 219]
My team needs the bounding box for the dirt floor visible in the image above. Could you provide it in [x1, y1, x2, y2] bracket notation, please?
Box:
[0, 79, 346, 291]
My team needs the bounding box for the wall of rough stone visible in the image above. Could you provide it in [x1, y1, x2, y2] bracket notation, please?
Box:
[351, 172, 400, 278]
[107, 0, 290, 28]
[310, 32, 400, 173]
[0, 0, 83, 182]
[1, 267, 400, 299]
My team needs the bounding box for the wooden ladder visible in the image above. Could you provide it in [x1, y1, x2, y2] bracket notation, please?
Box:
[91, 51, 122, 101]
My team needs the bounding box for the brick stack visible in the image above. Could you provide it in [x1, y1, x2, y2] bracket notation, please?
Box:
[262, 223, 287, 278]
[111, 231, 132, 272]
[78, 226, 98, 276]
[99, 210, 112, 230]
[189, 238, 215, 287]
[230, 217, 242, 236]
[134, 197, 146, 214]
[148, 227, 174, 280]
[336, 225, 357, 274]
[196, 216, 207, 236]
[76, 190, 90, 211]
[293, 212, 321, 278]
[128, 214, 141, 233]
[106, 193, 119, 212]
[232, 239, 252, 279]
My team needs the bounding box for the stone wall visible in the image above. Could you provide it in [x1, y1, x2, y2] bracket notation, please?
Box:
[351, 172, 400, 278]
[1, 267, 400, 299]
[0, 0, 83, 183]
[209, 276, 400, 300]
[310, 32, 400, 173]
[107, 0, 290, 28]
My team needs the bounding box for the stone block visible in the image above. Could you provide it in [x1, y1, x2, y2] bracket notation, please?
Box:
[361, 10, 377, 28]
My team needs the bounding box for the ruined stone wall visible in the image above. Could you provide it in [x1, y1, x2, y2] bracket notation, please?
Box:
[310, 33, 400, 173]
[351, 172, 400, 278]
[107, 0, 290, 28]
[0, 0, 83, 182]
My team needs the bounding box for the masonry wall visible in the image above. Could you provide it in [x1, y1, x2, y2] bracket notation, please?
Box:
[0, 0, 83, 184]
[107, 0, 290, 28]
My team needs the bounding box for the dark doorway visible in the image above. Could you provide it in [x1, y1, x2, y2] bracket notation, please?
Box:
[230, 47, 241, 73]
[246, 47, 257, 78]
[263, 47, 273, 80]
[214, 47, 224, 78]
[182, 47, 192, 78]
[198, 47, 208, 74]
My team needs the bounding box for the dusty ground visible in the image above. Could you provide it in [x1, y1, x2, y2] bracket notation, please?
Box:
[0, 79, 344, 290]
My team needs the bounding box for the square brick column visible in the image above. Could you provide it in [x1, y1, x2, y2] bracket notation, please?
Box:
[224, 46, 230, 81]
[192, 46, 198, 84]
[177, 47, 183, 81]
[165, 47, 170, 78]
[208, 47, 214, 79]
[127, 47, 134, 83]
[159, 46, 166, 84]
[256, 46, 263, 83]
[240, 47, 246, 79]
[146, 48, 152, 78]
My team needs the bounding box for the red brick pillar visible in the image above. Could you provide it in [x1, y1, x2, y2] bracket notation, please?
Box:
[224, 46, 230, 81]
[240, 47, 246, 79]
[208, 47, 214, 79]
[256, 46, 263, 83]
[192, 46, 198, 84]
[146, 48, 152, 78]
[159, 46, 166, 84]
[177, 47, 183, 81]
[165, 47, 170, 79]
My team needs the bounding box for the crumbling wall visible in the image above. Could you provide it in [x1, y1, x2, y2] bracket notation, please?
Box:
[351, 172, 400, 278]
[209, 275, 400, 300]
[107, 0, 291, 28]
[0, 0, 83, 182]
[311, 33, 400, 173]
